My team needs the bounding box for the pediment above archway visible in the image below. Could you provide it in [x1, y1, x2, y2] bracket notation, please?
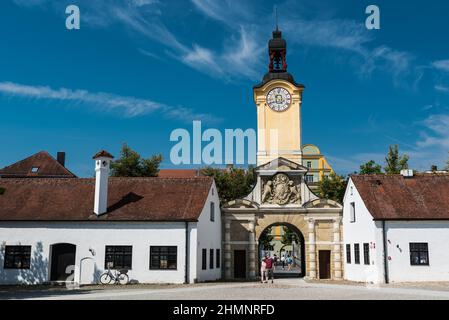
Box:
[256, 157, 308, 174]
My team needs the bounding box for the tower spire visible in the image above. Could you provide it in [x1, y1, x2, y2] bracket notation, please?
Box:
[275, 5, 278, 31]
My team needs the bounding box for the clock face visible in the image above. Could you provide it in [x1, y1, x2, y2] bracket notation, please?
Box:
[266, 87, 291, 112]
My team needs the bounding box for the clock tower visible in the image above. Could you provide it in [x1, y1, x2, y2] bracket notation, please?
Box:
[254, 27, 304, 166]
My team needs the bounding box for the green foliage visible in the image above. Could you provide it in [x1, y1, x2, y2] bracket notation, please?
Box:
[281, 226, 299, 245]
[110, 143, 162, 177]
[384, 145, 409, 174]
[201, 165, 255, 204]
[259, 227, 273, 250]
[359, 160, 382, 175]
[318, 172, 347, 204]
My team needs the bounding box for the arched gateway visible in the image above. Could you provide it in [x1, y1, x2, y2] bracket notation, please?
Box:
[221, 27, 343, 281]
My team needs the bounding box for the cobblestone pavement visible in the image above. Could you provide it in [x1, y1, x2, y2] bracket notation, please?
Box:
[2, 279, 449, 300]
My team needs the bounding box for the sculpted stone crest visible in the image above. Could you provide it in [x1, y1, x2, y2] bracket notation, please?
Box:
[261, 173, 301, 205]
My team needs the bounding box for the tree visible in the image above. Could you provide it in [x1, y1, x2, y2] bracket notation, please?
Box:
[259, 227, 274, 250]
[317, 172, 347, 204]
[201, 165, 255, 204]
[281, 226, 299, 245]
[110, 143, 162, 177]
[384, 145, 409, 174]
[359, 160, 382, 174]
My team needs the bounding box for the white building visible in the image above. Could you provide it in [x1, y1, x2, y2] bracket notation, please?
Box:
[0, 151, 222, 285]
[343, 172, 449, 283]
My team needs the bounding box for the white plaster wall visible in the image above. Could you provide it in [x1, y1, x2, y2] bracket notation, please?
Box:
[385, 221, 449, 282]
[342, 179, 383, 283]
[196, 181, 222, 282]
[0, 221, 189, 285]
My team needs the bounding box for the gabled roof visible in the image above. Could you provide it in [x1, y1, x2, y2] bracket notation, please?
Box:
[0, 177, 213, 222]
[351, 174, 449, 220]
[0, 151, 76, 178]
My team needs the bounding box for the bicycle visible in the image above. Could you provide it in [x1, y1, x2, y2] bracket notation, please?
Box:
[99, 266, 129, 285]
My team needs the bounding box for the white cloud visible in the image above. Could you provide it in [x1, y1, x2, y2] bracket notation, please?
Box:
[432, 60, 449, 72]
[0, 81, 220, 123]
[435, 85, 449, 93]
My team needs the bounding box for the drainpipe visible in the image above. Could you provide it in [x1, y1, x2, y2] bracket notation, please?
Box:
[185, 222, 189, 284]
[382, 220, 389, 284]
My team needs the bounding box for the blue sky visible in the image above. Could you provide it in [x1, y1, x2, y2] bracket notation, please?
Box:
[1, 0, 449, 177]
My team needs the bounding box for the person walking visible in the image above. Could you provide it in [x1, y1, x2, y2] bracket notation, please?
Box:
[287, 255, 293, 271]
[281, 254, 286, 270]
[264, 253, 274, 283]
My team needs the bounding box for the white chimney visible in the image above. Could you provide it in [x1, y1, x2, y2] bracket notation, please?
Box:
[400, 169, 414, 178]
[93, 150, 114, 216]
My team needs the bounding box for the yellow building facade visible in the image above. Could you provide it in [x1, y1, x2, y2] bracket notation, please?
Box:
[302, 144, 334, 190]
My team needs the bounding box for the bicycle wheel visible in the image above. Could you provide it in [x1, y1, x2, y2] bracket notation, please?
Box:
[100, 273, 112, 285]
[117, 273, 129, 285]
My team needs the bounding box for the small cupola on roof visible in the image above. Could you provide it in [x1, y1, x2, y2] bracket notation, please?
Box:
[255, 19, 303, 88]
[268, 27, 287, 73]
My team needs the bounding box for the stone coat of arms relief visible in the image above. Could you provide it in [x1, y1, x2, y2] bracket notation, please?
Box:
[261, 173, 301, 205]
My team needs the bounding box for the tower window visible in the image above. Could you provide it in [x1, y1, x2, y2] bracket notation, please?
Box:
[307, 161, 312, 168]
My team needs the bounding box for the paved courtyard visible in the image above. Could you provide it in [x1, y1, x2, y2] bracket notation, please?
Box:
[1, 279, 449, 300]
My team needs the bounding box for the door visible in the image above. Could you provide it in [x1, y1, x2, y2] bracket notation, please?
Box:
[234, 250, 246, 279]
[319, 250, 331, 279]
[50, 243, 76, 281]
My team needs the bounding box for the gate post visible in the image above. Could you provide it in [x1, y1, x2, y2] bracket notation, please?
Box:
[307, 218, 317, 279]
[333, 217, 343, 280]
[248, 219, 256, 279]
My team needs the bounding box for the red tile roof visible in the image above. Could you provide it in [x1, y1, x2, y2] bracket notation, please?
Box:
[0, 177, 213, 221]
[0, 151, 76, 178]
[351, 174, 449, 220]
[158, 169, 202, 178]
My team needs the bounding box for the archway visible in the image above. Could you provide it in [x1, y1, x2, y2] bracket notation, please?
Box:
[258, 222, 306, 278]
[50, 243, 76, 282]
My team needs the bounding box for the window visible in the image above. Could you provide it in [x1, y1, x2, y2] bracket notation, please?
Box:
[306, 175, 314, 183]
[216, 249, 221, 268]
[150, 246, 177, 270]
[210, 202, 215, 222]
[346, 244, 351, 264]
[350, 202, 356, 223]
[307, 161, 312, 168]
[202, 249, 207, 270]
[350, 186, 353, 196]
[4, 245, 31, 269]
[31, 167, 39, 173]
[105, 246, 132, 269]
[410, 243, 429, 266]
[209, 249, 214, 269]
[363, 243, 370, 265]
[354, 244, 360, 264]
